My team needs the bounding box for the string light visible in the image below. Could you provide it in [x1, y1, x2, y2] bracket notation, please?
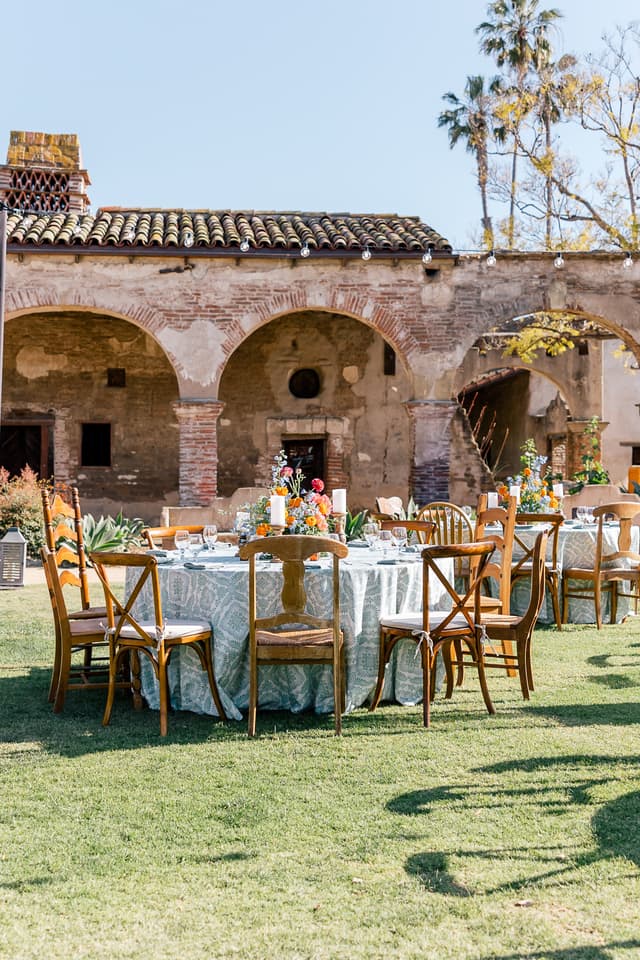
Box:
[183, 230, 194, 248]
[624, 251, 634, 269]
[422, 246, 433, 264]
[239, 237, 250, 253]
[300, 242, 310, 258]
[486, 250, 497, 267]
[553, 252, 565, 269]
[361, 244, 372, 261]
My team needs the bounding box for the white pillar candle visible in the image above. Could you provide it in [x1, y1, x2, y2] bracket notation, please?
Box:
[486, 492, 499, 509]
[509, 484, 521, 505]
[270, 494, 286, 527]
[332, 489, 347, 514]
[553, 483, 564, 499]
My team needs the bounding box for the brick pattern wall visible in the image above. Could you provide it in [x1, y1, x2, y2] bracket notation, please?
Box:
[174, 400, 224, 505]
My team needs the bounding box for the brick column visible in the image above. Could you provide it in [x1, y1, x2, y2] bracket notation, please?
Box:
[566, 419, 608, 479]
[173, 399, 224, 505]
[405, 400, 458, 505]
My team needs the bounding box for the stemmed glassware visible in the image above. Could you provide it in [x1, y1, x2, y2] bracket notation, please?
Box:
[174, 529, 189, 560]
[363, 522, 380, 550]
[391, 526, 408, 551]
[203, 524, 218, 551]
[378, 529, 396, 556]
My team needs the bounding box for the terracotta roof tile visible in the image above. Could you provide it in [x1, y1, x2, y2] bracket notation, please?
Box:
[5, 208, 452, 255]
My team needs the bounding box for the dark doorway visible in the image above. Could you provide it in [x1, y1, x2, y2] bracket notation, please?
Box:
[283, 438, 325, 486]
[0, 422, 51, 478]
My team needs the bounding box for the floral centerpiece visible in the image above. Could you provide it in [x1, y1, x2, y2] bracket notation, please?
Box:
[498, 439, 561, 514]
[249, 450, 333, 536]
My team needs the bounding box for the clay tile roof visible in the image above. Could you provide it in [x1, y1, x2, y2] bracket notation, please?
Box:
[5, 208, 452, 254]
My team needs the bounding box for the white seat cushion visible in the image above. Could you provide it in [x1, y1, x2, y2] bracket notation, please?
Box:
[380, 611, 472, 632]
[117, 619, 211, 640]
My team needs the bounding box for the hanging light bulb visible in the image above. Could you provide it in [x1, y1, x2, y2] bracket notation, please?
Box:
[486, 250, 497, 267]
[300, 242, 310, 258]
[240, 237, 250, 253]
[553, 251, 565, 269]
[183, 230, 194, 248]
[362, 244, 372, 261]
[623, 251, 634, 269]
[422, 247, 433, 265]
[123, 226, 135, 243]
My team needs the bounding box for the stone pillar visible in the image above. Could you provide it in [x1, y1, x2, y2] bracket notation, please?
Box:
[566, 418, 608, 479]
[405, 400, 458, 504]
[173, 399, 224, 505]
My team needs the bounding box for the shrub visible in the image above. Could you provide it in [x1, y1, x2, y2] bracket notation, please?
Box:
[0, 467, 46, 558]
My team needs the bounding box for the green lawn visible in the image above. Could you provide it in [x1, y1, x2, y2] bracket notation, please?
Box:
[1, 584, 640, 960]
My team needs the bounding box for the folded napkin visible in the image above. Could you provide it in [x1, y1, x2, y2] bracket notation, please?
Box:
[147, 549, 168, 557]
[348, 541, 369, 548]
[377, 558, 398, 565]
[183, 561, 206, 570]
[304, 562, 323, 569]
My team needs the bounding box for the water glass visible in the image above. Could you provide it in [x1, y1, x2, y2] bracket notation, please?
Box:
[188, 533, 204, 557]
[363, 522, 380, 550]
[203, 524, 218, 550]
[378, 529, 396, 556]
[391, 526, 408, 550]
[174, 529, 190, 559]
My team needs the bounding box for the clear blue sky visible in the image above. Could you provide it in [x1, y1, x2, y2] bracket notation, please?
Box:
[2, 0, 638, 249]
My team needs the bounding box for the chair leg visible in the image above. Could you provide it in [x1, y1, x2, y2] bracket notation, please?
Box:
[369, 630, 390, 712]
[517, 638, 530, 701]
[525, 635, 535, 692]
[472, 639, 496, 716]
[158, 649, 169, 737]
[594, 578, 602, 630]
[549, 573, 562, 631]
[48, 622, 62, 703]
[454, 638, 464, 686]
[561, 578, 570, 624]
[53, 641, 72, 713]
[422, 642, 432, 728]
[203, 639, 227, 721]
[502, 639, 517, 678]
[610, 582, 618, 624]
[102, 645, 121, 727]
[248, 648, 258, 737]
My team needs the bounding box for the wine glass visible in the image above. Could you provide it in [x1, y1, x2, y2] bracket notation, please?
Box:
[576, 506, 588, 525]
[363, 522, 380, 550]
[378, 529, 396, 556]
[203, 524, 218, 551]
[174, 529, 189, 560]
[188, 533, 204, 557]
[391, 526, 408, 551]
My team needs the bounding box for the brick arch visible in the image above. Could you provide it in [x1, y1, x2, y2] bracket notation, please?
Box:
[215, 293, 422, 390]
[453, 355, 575, 414]
[5, 295, 183, 384]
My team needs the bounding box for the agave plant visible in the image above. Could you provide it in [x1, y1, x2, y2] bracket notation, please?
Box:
[79, 511, 145, 553]
[345, 510, 368, 542]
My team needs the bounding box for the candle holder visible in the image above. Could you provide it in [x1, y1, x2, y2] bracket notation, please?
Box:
[333, 513, 347, 544]
[270, 525, 284, 537]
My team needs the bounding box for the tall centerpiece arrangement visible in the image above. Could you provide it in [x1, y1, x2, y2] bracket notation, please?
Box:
[499, 439, 561, 514]
[250, 450, 333, 537]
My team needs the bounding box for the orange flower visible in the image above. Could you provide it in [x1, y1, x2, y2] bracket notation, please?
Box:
[289, 497, 302, 508]
[498, 484, 509, 496]
[305, 515, 317, 527]
[318, 500, 330, 515]
[286, 514, 296, 526]
[523, 467, 532, 477]
[274, 485, 288, 496]
[255, 523, 269, 537]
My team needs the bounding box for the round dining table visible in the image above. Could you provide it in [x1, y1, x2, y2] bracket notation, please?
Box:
[130, 543, 454, 721]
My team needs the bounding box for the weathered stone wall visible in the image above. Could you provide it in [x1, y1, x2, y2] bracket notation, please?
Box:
[3, 249, 640, 515]
[2, 310, 179, 519]
[217, 311, 413, 510]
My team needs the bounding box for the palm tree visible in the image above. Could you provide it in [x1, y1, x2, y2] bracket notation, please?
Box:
[438, 75, 503, 249]
[477, 0, 562, 247]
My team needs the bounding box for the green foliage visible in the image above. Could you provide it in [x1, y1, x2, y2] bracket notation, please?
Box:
[0, 466, 45, 558]
[80, 511, 145, 553]
[345, 509, 368, 541]
[568, 416, 610, 493]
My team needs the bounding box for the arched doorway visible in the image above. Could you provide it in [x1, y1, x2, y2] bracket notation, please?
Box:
[1, 310, 181, 519]
[217, 310, 413, 510]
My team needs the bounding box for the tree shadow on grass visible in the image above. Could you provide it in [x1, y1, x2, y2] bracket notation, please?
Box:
[479, 941, 640, 959]
[390, 754, 640, 905]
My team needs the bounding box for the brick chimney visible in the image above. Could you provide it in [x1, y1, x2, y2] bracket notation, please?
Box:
[0, 130, 91, 212]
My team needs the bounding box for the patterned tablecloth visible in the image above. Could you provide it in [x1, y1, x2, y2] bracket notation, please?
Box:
[130, 544, 453, 721]
[511, 521, 640, 624]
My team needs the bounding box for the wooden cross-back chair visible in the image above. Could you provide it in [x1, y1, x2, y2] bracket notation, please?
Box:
[238, 535, 349, 736]
[511, 512, 563, 630]
[41, 546, 126, 713]
[456, 530, 550, 701]
[370, 541, 497, 727]
[141, 525, 205, 551]
[473, 494, 517, 616]
[562, 502, 640, 628]
[90, 552, 227, 736]
[379, 519, 436, 545]
[416, 501, 474, 589]
[41, 486, 107, 703]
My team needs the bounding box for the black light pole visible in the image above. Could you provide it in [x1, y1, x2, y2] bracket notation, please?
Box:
[0, 201, 6, 431]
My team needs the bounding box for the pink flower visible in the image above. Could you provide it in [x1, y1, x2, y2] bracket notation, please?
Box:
[280, 466, 293, 478]
[311, 478, 324, 493]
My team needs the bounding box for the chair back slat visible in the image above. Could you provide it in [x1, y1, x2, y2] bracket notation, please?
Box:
[594, 502, 640, 567]
[421, 541, 495, 637]
[41, 486, 92, 610]
[474, 494, 517, 614]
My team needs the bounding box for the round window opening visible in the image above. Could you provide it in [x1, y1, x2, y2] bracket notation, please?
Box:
[289, 368, 321, 399]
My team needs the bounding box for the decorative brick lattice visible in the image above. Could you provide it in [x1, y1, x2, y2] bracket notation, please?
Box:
[7, 167, 71, 212]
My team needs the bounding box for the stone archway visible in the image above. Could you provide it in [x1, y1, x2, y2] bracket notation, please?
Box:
[217, 310, 414, 510]
[1, 309, 181, 519]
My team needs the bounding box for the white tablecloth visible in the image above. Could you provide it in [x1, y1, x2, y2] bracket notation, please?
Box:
[130, 545, 453, 720]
